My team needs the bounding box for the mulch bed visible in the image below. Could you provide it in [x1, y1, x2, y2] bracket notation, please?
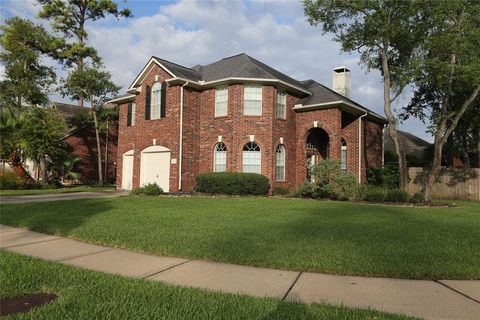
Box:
[0, 293, 57, 316]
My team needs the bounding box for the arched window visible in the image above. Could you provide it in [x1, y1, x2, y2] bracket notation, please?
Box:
[242, 142, 261, 173]
[276, 144, 286, 181]
[151, 82, 162, 119]
[341, 139, 347, 174]
[213, 142, 227, 172]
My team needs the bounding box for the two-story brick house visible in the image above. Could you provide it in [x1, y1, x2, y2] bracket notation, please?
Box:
[109, 53, 387, 192]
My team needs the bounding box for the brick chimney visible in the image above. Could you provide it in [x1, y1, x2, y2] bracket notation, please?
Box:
[332, 66, 351, 98]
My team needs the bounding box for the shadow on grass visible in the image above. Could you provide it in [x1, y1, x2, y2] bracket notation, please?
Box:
[204, 200, 480, 279]
[0, 199, 114, 237]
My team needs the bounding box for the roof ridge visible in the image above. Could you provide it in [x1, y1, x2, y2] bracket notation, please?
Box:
[221, 52, 248, 60]
[153, 56, 198, 72]
[244, 54, 306, 88]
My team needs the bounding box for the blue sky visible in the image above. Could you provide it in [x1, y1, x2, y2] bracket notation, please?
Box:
[1, 0, 431, 141]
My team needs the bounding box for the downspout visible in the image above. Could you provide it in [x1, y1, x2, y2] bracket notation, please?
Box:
[178, 81, 189, 191]
[358, 113, 368, 183]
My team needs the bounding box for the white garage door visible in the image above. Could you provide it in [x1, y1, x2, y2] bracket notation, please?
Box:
[140, 146, 171, 192]
[121, 150, 134, 190]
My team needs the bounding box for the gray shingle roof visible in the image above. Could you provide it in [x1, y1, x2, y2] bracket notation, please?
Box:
[153, 56, 202, 81]
[134, 53, 386, 121]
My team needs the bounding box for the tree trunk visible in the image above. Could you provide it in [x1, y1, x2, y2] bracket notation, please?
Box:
[422, 134, 443, 203]
[104, 119, 109, 183]
[39, 157, 47, 185]
[92, 109, 103, 185]
[422, 86, 480, 202]
[381, 49, 407, 189]
[477, 128, 480, 168]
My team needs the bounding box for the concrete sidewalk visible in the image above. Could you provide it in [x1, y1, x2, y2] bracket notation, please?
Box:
[1, 225, 479, 320]
[0, 191, 128, 204]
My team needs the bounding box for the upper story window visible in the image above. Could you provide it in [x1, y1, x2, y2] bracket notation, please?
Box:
[243, 84, 262, 115]
[242, 142, 261, 173]
[341, 139, 347, 174]
[213, 142, 227, 172]
[127, 102, 135, 126]
[151, 82, 162, 120]
[276, 90, 286, 119]
[215, 86, 228, 117]
[276, 144, 286, 181]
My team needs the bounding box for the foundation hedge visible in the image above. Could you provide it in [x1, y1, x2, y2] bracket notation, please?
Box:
[195, 172, 270, 195]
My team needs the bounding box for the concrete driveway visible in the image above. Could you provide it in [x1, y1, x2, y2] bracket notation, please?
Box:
[0, 191, 129, 204]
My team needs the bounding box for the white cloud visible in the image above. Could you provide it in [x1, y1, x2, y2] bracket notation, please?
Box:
[1, 0, 432, 141]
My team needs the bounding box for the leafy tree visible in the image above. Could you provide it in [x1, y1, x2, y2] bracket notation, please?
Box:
[0, 17, 58, 110]
[402, 0, 480, 201]
[21, 106, 67, 184]
[303, 0, 425, 189]
[63, 66, 119, 185]
[38, 0, 132, 106]
[0, 107, 31, 180]
[451, 102, 480, 168]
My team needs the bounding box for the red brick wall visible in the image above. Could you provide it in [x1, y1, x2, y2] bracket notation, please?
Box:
[63, 122, 118, 184]
[116, 64, 384, 191]
[294, 108, 342, 186]
[116, 64, 180, 191]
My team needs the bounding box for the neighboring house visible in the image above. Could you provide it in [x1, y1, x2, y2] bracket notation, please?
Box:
[61, 123, 118, 183]
[55, 101, 118, 184]
[383, 130, 432, 166]
[2, 102, 118, 183]
[108, 53, 387, 192]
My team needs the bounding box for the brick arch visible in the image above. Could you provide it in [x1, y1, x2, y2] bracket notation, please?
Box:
[295, 123, 342, 186]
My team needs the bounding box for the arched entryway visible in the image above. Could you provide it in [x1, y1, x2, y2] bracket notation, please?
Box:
[305, 128, 330, 180]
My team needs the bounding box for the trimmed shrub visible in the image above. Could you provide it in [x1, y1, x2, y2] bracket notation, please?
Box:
[363, 187, 387, 202]
[308, 159, 358, 200]
[386, 189, 409, 202]
[272, 188, 289, 196]
[410, 192, 425, 204]
[367, 165, 400, 189]
[195, 172, 270, 195]
[131, 183, 163, 196]
[0, 171, 20, 190]
[294, 180, 316, 198]
[327, 172, 358, 200]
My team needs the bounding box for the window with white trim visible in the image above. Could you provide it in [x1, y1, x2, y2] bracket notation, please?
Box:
[213, 142, 227, 172]
[215, 86, 228, 117]
[151, 82, 162, 119]
[341, 139, 347, 174]
[276, 144, 286, 181]
[242, 142, 261, 173]
[276, 90, 286, 119]
[127, 102, 135, 126]
[243, 84, 262, 115]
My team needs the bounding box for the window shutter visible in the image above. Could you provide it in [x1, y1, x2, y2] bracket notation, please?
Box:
[127, 103, 132, 126]
[160, 82, 166, 118]
[145, 85, 151, 120]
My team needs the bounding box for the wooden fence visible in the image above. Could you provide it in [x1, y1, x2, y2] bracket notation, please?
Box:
[406, 167, 480, 200]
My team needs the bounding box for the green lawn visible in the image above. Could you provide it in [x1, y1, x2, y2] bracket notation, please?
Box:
[0, 185, 115, 196]
[1, 196, 479, 280]
[0, 251, 414, 320]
